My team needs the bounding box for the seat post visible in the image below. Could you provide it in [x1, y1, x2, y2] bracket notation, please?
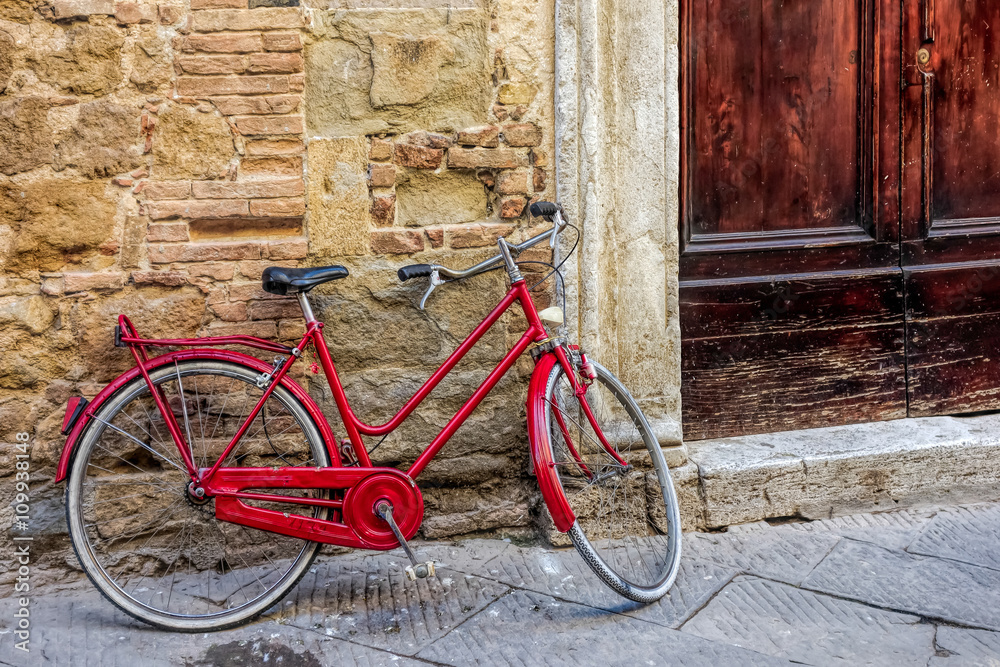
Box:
[296, 291, 317, 323]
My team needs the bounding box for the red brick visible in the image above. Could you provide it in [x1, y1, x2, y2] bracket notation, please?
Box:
[114, 1, 156, 23]
[149, 242, 263, 264]
[503, 123, 542, 147]
[425, 227, 444, 248]
[477, 170, 495, 187]
[176, 55, 247, 75]
[191, 0, 246, 8]
[131, 270, 187, 287]
[64, 271, 126, 293]
[448, 222, 515, 249]
[180, 33, 263, 53]
[245, 138, 304, 156]
[239, 156, 302, 178]
[53, 0, 113, 18]
[147, 199, 250, 220]
[147, 222, 189, 242]
[176, 75, 289, 97]
[289, 73, 304, 91]
[233, 115, 303, 136]
[499, 196, 527, 219]
[158, 3, 184, 24]
[190, 8, 305, 32]
[448, 148, 524, 170]
[530, 149, 548, 167]
[212, 95, 300, 115]
[533, 168, 547, 192]
[144, 181, 192, 200]
[188, 262, 235, 280]
[267, 238, 308, 259]
[368, 163, 395, 188]
[403, 131, 453, 150]
[457, 125, 500, 148]
[495, 169, 531, 195]
[371, 229, 424, 255]
[262, 32, 302, 52]
[248, 299, 301, 320]
[250, 198, 306, 217]
[210, 302, 248, 321]
[248, 52, 303, 74]
[370, 137, 393, 161]
[278, 319, 306, 341]
[394, 143, 444, 169]
[370, 194, 396, 227]
[192, 179, 303, 199]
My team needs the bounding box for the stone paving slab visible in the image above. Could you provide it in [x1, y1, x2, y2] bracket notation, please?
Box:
[680, 576, 935, 666]
[0, 579, 425, 667]
[931, 627, 1000, 666]
[682, 525, 841, 585]
[464, 542, 736, 628]
[414, 588, 790, 667]
[909, 504, 1000, 571]
[803, 539, 1000, 631]
[272, 550, 509, 656]
[766, 509, 934, 551]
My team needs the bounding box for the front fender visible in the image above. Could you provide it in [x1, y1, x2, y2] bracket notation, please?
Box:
[54, 349, 339, 483]
[526, 351, 576, 533]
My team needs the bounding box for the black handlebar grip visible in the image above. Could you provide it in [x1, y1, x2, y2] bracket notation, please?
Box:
[398, 264, 433, 282]
[529, 201, 559, 219]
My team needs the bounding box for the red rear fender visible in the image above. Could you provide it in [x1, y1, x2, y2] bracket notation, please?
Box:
[54, 349, 339, 483]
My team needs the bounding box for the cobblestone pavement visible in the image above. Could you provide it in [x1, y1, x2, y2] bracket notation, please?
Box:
[3, 501, 1000, 666]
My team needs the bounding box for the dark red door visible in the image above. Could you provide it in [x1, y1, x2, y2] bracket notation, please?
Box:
[901, 2, 1000, 416]
[679, 1, 907, 439]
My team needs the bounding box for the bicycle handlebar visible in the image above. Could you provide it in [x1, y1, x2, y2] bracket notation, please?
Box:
[398, 204, 568, 284]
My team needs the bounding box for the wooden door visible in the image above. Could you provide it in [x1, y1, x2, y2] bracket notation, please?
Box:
[679, 1, 907, 439]
[902, 2, 1000, 416]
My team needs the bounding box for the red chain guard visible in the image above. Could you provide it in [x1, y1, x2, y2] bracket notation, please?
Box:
[204, 467, 424, 550]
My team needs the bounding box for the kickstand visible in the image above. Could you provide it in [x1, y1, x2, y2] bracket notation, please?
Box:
[375, 501, 436, 581]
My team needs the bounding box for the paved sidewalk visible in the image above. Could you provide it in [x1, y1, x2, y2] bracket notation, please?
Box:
[3, 501, 1000, 666]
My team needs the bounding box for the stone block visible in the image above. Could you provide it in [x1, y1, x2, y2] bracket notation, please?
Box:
[152, 104, 234, 180]
[34, 23, 124, 96]
[502, 123, 542, 147]
[369, 137, 393, 161]
[113, 1, 157, 24]
[370, 194, 395, 227]
[249, 198, 305, 217]
[52, 0, 114, 18]
[305, 8, 491, 136]
[0, 31, 12, 95]
[52, 100, 143, 178]
[0, 180, 117, 272]
[64, 272, 127, 293]
[306, 137, 370, 256]
[0, 296, 55, 334]
[370, 33, 454, 107]
[497, 82, 537, 105]
[457, 125, 499, 147]
[245, 138, 304, 156]
[396, 169, 486, 227]
[0, 96, 52, 176]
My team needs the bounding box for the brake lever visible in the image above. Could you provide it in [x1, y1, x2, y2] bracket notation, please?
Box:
[419, 267, 446, 310]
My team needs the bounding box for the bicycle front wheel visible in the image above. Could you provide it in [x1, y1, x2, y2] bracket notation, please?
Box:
[65, 360, 331, 631]
[543, 358, 682, 602]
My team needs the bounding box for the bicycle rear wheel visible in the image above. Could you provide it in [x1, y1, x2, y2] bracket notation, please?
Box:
[65, 360, 331, 631]
[543, 358, 681, 602]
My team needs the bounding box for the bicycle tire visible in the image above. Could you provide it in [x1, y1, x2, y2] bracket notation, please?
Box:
[65, 359, 331, 632]
[542, 358, 682, 602]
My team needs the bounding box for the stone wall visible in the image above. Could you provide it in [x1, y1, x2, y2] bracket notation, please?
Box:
[0, 0, 556, 572]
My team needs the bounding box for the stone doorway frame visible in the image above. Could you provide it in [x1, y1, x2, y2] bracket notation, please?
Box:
[554, 0, 683, 448]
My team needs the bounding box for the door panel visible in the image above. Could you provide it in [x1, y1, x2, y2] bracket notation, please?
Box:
[902, 2, 1000, 416]
[680, 0, 905, 440]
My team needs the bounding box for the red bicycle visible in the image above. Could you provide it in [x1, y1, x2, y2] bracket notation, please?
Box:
[55, 202, 682, 631]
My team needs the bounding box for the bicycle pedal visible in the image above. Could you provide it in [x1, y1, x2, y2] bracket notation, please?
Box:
[404, 561, 436, 581]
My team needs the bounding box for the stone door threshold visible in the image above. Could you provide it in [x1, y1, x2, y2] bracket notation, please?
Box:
[677, 414, 1000, 531]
